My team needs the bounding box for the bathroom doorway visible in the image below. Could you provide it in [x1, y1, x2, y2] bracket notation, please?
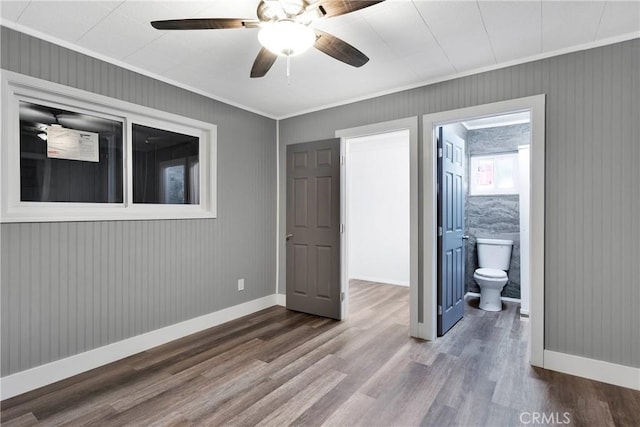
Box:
[423, 95, 546, 366]
[437, 112, 531, 336]
[336, 117, 419, 330]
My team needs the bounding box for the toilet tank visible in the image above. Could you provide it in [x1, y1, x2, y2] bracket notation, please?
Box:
[477, 238, 513, 270]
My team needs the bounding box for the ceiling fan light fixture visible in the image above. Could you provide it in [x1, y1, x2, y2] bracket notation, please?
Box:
[258, 20, 315, 57]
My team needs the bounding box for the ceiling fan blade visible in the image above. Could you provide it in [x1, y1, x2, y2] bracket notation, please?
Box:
[151, 18, 260, 30]
[311, 0, 386, 19]
[251, 48, 278, 78]
[314, 29, 369, 68]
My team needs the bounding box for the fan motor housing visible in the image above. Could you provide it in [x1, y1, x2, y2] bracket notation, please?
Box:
[257, 0, 309, 22]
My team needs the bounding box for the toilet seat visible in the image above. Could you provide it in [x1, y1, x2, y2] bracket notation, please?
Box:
[475, 268, 507, 279]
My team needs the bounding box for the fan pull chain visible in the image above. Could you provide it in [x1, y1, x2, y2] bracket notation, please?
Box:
[286, 55, 291, 84]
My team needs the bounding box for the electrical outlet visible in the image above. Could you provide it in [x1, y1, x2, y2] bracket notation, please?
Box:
[237, 278, 245, 291]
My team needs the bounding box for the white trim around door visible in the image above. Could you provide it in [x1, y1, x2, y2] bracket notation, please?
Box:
[422, 94, 546, 367]
[336, 117, 418, 330]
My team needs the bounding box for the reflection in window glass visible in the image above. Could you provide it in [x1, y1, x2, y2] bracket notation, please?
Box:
[19, 101, 123, 203]
[132, 124, 199, 204]
[162, 162, 185, 204]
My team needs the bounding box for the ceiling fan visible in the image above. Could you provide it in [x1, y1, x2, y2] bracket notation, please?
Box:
[150, 0, 386, 78]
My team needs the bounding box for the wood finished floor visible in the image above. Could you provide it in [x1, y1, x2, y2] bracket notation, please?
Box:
[2, 280, 639, 427]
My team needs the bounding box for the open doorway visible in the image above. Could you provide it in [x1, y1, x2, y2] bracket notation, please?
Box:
[346, 130, 410, 287]
[342, 131, 410, 319]
[436, 112, 532, 337]
[336, 117, 418, 326]
[423, 95, 546, 366]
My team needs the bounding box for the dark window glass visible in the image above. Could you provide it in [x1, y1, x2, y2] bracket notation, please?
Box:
[19, 101, 123, 203]
[132, 124, 200, 204]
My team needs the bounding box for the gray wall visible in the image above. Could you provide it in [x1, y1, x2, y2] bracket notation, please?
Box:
[1, 27, 277, 376]
[465, 123, 531, 299]
[279, 39, 640, 368]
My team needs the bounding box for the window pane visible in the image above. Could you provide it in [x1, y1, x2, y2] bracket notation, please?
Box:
[19, 101, 123, 203]
[132, 124, 199, 204]
[469, 152, 519, 196]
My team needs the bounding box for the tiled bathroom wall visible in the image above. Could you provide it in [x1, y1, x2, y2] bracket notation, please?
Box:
[465, 123, 530, 299]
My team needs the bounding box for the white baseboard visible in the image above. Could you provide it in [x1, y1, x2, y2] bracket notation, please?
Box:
[465, 291, 521, 303]
[276, 293, 286, 306]
[350, 275, 409, 287]
[0, 294, 279, 400]
[544, 350, 640, 391]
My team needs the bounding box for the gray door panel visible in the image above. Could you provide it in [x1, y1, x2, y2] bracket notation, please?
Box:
[286, 139, 341, 319]
[438, 127, 465, 335]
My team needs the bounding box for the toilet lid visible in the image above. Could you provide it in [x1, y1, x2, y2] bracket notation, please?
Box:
[475, 268, 507, 279]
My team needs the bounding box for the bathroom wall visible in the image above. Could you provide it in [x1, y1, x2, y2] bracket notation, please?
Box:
[465, 123, 530, 299]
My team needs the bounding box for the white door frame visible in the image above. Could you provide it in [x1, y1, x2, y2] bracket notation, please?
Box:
[422, 95, 546, 366]
[336, 117, 418, 328]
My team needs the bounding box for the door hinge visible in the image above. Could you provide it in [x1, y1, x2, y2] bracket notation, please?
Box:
[340, 224, 345, 233]
[340, 155, 345, 165]
[438, 147, 443, 158]
[438, 226, 443, 237]
[340, 292, 345, 302]
[438, 305, 443, 315]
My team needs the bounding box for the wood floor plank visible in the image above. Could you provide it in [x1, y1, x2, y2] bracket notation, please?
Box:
[22, 365, 174, 425]
[421, 403, 460, 427]
[2, 362, 138, 422]
[56, 405, 119, 427]
[229, 356, 343, 426]
[198, 354, 342, 426]
[293, 325, 429, 426]
[254, 369, 346, 427]
[2, 280, 639, 427]
[483, 402, 520, 427]
[320, 392, 377, 427]
[178, 359, 273, 421]
[0, 412, 39, 427]
[111, 354, 269, 424]
[125, 307, 283, 370]
[266, 327, 352, 382]
[598, 384, 640, 426]
[356, 341, 412, 398]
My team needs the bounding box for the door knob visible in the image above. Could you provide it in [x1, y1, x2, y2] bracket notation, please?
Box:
[286, 233, 293, 241]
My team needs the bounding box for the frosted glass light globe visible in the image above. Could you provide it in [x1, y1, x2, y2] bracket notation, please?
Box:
[258, 20, 315, 57]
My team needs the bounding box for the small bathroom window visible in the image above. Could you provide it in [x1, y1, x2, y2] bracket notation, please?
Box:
[470, 152, 519, 195]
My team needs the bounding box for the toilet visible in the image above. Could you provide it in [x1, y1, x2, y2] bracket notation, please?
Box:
[473, 238, 513, 312]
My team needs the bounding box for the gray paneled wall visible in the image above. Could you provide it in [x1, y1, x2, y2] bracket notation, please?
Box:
[465, 123, 531, 299]
[279, 39, 640, 368]
[1, 27, 277, 376]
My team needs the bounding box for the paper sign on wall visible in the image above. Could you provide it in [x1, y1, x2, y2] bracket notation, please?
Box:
[47, 125, 99, 162]
[475, 160, 494, 186]
[470, 152, 519, 195]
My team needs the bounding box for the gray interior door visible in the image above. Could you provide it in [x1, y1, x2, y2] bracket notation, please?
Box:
[437, 126, 466, 336]
[286, 139, 341, 320]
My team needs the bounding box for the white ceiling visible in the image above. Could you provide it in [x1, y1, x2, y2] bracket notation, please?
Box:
[2, 1, 639, 118]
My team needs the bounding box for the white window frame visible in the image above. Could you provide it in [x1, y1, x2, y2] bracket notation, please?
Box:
[1, 71, 217, 222]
